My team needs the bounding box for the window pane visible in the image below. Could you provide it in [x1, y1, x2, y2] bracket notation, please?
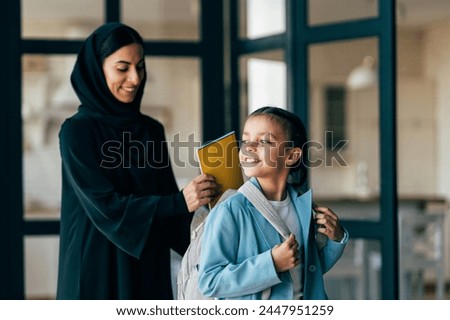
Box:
[327, 206, 447, 300]
[142, 57, 201, 188]
[239, 50, 286, 130]
[239, 0, 285, 39]
[324, 239, 381, 299]
[25, 236, 59, 299]
[325, 87, 347, 150]
[22, 0, 103, 39]
[308, 0, 378, 26]
[122, 0, 200, 41]
[308, 38, 380, 220]
[22, 55, 78, 220]
[399, 203, 446, 299]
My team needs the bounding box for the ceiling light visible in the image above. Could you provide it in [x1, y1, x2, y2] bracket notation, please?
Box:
[346, 55, 378, 90]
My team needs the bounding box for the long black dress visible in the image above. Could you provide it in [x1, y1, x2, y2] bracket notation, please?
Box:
[56, 23, 191, 299]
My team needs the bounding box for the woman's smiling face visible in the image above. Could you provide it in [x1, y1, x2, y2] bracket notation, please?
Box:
[102, 42, 145, 103]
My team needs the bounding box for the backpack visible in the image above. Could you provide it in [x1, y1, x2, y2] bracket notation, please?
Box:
[176, 189, 236, 300]
[176, 180, 326, 300]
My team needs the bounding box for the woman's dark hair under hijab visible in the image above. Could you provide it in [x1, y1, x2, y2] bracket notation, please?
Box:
[249, 106, 309, 186]
[98, 25, 144, 63]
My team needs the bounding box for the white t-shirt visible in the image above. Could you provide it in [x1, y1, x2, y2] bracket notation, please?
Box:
[269, 193, 303, 299]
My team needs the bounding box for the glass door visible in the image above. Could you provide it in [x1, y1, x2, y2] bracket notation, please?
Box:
[229, 0, 397, 299]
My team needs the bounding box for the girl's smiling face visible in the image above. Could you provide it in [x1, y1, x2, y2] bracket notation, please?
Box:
[102, 43, 145, 103]
[239, 115, 301, 180]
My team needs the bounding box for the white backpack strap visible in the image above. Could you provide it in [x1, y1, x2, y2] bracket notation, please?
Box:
[238, 180, 292, 300]
[239, 181, 291, 239]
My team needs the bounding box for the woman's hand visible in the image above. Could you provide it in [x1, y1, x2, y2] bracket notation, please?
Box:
[182, 174, 221, 212]
[271, 234, 299, 273]
[314, 207, 344, 242]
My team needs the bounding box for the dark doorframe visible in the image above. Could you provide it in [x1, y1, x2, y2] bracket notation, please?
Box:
[287, 0, 398, 299]
[0, 0, 23, 300]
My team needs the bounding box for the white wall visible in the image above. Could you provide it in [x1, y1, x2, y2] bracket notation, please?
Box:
[424, 20, 450, 198]
[423, 20, 450, 281]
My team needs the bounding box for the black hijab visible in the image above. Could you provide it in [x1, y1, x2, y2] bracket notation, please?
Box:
[71, 22, 147, 127]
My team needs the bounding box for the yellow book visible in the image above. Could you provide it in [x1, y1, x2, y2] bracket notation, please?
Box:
[197, 131, 244, 209]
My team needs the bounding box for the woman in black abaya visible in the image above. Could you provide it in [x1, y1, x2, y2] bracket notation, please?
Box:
[57, 23, 219, 299]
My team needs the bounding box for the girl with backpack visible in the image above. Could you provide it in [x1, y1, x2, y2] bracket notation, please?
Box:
[198, 106, 348, 299]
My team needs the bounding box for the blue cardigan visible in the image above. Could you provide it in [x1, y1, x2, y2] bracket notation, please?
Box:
[198, 178, 348, 300]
